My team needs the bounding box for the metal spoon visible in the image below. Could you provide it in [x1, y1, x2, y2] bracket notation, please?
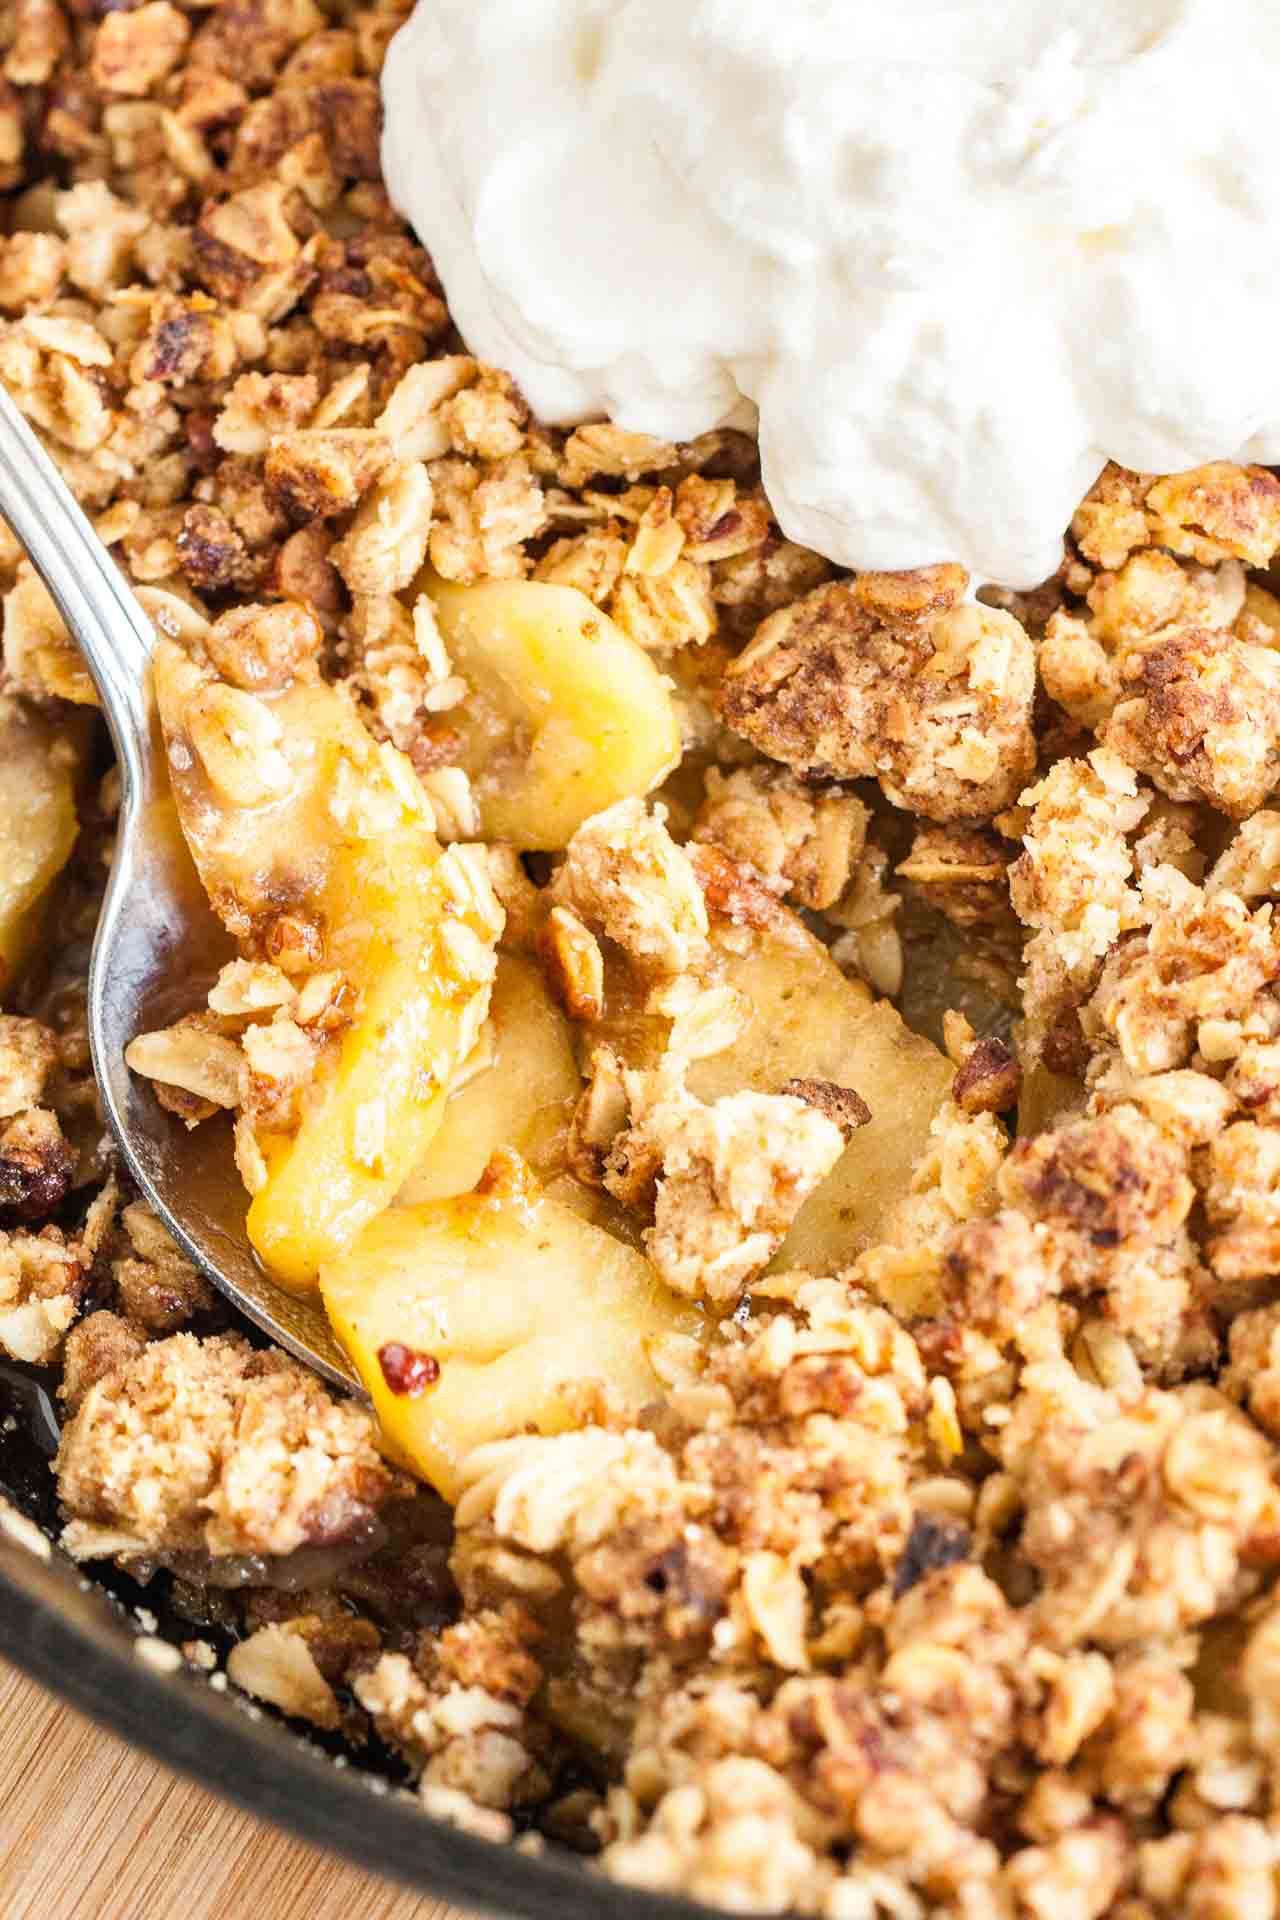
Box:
[0, 384, 359, 1392]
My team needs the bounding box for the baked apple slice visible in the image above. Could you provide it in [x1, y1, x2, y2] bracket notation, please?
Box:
[0, 695, 87, 997]
[426, 576, 681, 849]
[152, 637, 502, 1291]
[320, 1157, 703, 1499]
[397, 953, 581, 1205]
[691, 917, 954, 1270]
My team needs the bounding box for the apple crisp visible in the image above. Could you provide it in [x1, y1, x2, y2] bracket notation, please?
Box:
[8, 3, 1280, 1916]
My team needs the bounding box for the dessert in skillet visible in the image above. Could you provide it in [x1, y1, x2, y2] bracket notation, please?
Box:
[6, 0, 1280, 1912]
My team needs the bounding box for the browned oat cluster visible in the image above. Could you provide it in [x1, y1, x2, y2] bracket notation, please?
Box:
[9, 1, 1280, 1913]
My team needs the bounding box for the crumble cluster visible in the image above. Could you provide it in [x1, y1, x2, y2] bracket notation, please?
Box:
[6, 0, 1280, 1914]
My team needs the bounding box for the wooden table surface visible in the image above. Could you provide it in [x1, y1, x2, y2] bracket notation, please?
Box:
[0, 1658, 482, 1920]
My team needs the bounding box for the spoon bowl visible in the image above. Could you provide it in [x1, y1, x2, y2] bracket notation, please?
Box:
[0, 383, 360, 1393]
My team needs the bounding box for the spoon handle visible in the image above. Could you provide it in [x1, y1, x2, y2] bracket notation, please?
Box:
[0, 381, 154, 774]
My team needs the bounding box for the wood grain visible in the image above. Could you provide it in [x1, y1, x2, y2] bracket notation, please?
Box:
[0, 1659, 481, 1920]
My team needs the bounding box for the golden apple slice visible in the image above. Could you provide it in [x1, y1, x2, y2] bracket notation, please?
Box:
[320, 1163, 703, 1500]
[151, 639, 502, 1291]
[425, 576, 681, 850]
[690, 922, 954, 1269]
[397, 954, 581, 1205]
[0, 695, 85, 996]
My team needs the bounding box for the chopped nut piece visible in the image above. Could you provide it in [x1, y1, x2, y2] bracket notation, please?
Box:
[177, 506, 258, 594]
[0, 1107, 73, 1224]
[112, 1201, 213, 1335]
[92, 0, 190, 95]
[952, 1039, 1022, 1116]
[265, 429, 391, 520]
[686, 840, 786, 934]
[204, 602, 322, 693]
[538, 905, 604, 1023]
[898, 821, 1013, 933]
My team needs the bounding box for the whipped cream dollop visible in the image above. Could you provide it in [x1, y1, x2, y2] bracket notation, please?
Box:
[382, 0, 1280, 587]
